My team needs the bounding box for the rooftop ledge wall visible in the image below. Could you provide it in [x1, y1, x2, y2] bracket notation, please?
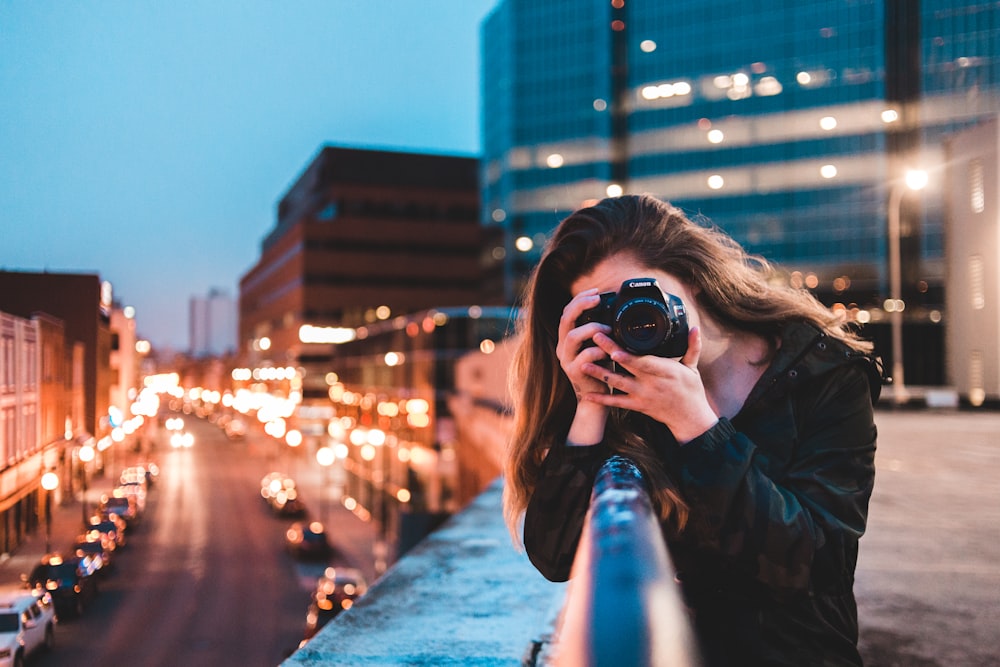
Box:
[283, 477, 567, 667]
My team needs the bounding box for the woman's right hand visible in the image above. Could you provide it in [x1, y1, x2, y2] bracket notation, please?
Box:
[556, 289, 612, 445]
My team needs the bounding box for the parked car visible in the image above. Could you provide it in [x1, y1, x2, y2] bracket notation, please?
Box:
[133, 461, 160, 486]
[259, 472, 307, 515]
[285, 521, 333, 561]
[303, 566, 368, 641]
[120, 464, 157, 488]
[86, 516, 126, 551]
[98, 492, 140, 527]
[260, 472, 294, 502]
[224, 417, 247, 440]
[268, 489, 307, 518]
[23, 554, 98, 620]
[115, 482, 147, 514]
[72, 536, 112, 577]
[0, 587, 56, 666]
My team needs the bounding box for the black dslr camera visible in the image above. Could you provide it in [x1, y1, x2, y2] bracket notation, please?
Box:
[576, 278, 689, 357]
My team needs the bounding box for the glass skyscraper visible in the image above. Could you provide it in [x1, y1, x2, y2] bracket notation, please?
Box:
[481, 0, 1000, 384]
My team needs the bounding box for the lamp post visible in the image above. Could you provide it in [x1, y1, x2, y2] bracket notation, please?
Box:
[40, 472, 59, 553]
[316, 446, 335, 528]
[78, 444, 95, 527]
[285, 429, 302, 481]
[367, 428, 387, 575]
[886, 168, 929, 406]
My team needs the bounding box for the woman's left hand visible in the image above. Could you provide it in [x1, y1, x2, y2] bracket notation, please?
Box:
[580, 326, 719, 444]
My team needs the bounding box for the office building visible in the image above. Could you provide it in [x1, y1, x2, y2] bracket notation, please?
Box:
[944, 117, 1000, 405]
[189, 288, 238, 358]
[481, 0, 1000, 384]
[239, 146, 496, 393]
[109, 305, 140, 428]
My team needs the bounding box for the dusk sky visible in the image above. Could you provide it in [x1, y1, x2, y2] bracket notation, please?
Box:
[0, 0, 499, 351]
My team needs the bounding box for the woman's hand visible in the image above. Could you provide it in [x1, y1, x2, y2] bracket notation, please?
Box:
[557, 289, 613, 445]
[579, 326, 719, 444]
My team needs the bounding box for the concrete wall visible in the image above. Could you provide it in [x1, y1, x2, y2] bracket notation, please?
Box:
[282, 477, 565, 667]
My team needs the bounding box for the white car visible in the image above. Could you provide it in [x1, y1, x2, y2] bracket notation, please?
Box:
[0, 588, 56, 667]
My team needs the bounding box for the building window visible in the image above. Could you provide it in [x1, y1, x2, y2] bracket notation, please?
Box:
[969, 350, 985, 406]
[970, 158, 985, 214]
[970, 255, 985, 310]
[318, 203, 339, 221]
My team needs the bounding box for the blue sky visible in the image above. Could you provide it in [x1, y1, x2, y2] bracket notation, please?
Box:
[0, 0, 499, 350]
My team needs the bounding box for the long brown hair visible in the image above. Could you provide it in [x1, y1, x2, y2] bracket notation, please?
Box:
[503, 194, 871, 543]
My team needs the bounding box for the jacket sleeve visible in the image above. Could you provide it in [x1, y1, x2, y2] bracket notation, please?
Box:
[522, 442, 611, 582]
[675, 362, 877, 593]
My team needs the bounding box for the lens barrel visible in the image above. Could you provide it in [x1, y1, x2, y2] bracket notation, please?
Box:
[614, 298, 672, 353]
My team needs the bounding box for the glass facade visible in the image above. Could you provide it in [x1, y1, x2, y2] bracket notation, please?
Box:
[481, 0, 1000, 331]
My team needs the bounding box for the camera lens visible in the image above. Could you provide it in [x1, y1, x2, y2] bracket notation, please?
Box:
[614, 299, 672, 353]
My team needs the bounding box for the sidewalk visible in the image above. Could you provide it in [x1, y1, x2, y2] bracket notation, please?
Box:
[0, 470, 119, 588]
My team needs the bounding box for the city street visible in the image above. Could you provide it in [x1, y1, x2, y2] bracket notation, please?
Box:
[857, 408, 1000, 666]
[0, 412, 377, 667]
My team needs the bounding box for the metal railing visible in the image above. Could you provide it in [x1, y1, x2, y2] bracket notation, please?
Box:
[552, 455, 700, 667]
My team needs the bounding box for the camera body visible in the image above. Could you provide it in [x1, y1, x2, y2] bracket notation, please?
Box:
[576, 277, 689, 357]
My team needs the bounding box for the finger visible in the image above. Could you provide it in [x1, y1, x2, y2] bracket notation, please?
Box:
[581, 362, 635, 394]
[578, 344, 612, 365]
[591, 331, 624, 356]
[580, 361, 611, 382]
[557, 290, 601, 341]
[681, 325, 702, 368]
[580, 390, 633, 409]
[595, 333, 646, 377]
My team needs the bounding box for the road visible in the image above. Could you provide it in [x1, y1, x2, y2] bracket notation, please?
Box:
[29, 412, 376, 667]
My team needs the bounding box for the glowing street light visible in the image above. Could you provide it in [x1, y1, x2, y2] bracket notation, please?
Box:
[887, 168, 928, 405]
[316, 446, 335, 527]
[79, 444, 95, 527]
[41, 472, 59, 552]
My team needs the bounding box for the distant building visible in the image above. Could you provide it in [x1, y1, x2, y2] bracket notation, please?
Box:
[109, 305, 140, 429]
[0, 311, 40, 469]
[0, 309, 42, 553]
[239, 145, 497, 398]
[481, 0, 1000, 385]
[189, 288, 237, 358]
[0, 307, 83, 554]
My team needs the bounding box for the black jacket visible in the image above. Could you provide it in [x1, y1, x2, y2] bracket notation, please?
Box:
[523, 322, 881, 666]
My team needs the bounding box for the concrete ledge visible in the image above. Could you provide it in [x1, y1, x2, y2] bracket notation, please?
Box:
[283, 478, 566, 667]
[877, 385, 961, 409]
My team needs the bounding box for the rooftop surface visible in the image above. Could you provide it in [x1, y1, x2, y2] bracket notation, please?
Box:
[284, 407, 1000, 666]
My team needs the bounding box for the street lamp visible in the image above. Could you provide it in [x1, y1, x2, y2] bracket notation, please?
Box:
[366, 428, 388, 575]
[285, 429, 302, 480]
[316, 446, 335, 527]
[40, 472, 59, 553]
[887, 168, 929, 405]
[79, 444, 95, 527]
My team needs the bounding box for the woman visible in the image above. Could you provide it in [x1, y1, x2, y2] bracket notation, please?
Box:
[504, 194, 880, 666]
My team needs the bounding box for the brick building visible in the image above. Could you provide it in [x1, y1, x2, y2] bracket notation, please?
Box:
[239, 146, 500, 394]
[0, 271, 112, 442]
